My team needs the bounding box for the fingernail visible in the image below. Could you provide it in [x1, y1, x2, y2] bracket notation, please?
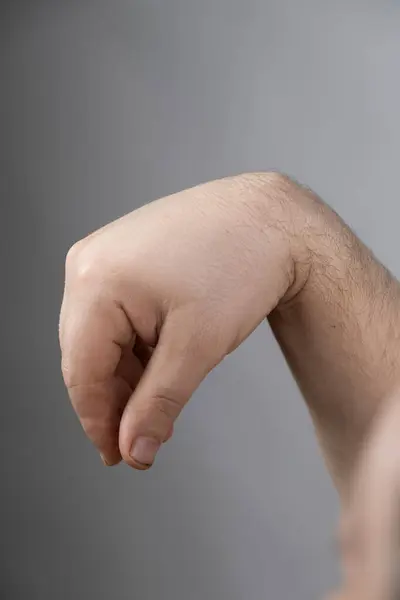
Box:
[130, 437, 161, 467]
[100, 454, 110, 466]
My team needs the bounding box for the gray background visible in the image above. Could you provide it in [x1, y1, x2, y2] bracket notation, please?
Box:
[1, 1, 400, 598]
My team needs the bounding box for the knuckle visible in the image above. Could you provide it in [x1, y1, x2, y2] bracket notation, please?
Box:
[152, 392, 184, 421]
[65, 240, 102, 286]
[65, 240, 85, 271]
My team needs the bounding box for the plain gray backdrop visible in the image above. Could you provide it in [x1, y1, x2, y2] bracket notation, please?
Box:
[1, 1, 400, 598]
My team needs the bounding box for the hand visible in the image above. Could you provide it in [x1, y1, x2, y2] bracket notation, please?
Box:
[59, 173, 306, 468]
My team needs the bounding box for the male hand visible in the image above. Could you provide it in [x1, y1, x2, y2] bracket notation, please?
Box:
[60, 173, 305, 468]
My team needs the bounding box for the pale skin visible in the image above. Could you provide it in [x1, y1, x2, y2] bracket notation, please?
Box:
[59, 172, 400, 599]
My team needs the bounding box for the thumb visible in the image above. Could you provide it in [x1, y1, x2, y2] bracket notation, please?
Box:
[119, 316, 219, 470]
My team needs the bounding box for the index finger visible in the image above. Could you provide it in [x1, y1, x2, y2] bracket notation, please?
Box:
[59, 245, 134, 464]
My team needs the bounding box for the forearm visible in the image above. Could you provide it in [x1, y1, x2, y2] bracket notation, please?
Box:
[257, 174, 400, 493]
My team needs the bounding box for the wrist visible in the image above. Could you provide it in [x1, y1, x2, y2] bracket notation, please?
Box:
[253, 172, 400, 491]
[242, 171, 314, 304]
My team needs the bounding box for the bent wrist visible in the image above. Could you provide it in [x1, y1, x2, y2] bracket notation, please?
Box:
[241, 171, 314, 304]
